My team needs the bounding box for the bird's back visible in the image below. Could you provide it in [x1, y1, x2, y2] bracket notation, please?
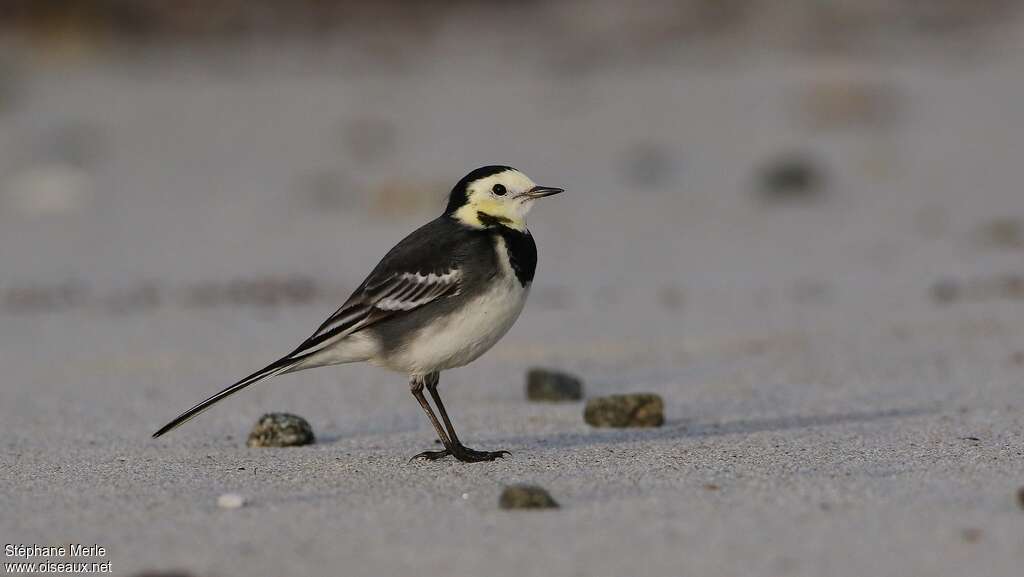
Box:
[363, 216, 496, 285]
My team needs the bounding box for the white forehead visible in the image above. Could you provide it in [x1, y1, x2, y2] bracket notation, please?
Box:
[468, 169, 536, 195]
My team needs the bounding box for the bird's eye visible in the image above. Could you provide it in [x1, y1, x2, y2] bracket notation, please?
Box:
[492, 184, 507, 196]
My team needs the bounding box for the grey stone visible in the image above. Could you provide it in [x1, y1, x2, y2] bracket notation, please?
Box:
[756, 154, 826, 203]
[499, 485, 559, 510]
[247, 413, 315, 447]
[978, 218, 1023, 249]
[584, 394, 664, 428]
[526, 368, 583, 401]
[930, 279, 960, 304]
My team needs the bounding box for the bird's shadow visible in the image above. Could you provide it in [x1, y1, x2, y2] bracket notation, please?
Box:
[498, 405, 938, 451]
[314, 422, 422, 446]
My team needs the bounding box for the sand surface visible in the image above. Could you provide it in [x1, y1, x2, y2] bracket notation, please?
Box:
[3, 27, 1024, 577]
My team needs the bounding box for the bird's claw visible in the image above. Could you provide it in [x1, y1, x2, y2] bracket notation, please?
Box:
[410, 449, 451, 462]
[410, 446, 510, 463]
[456, 448, 510, 462]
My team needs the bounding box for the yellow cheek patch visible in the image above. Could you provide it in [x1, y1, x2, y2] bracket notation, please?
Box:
[453, 199, 525, 230]
[474, 197, 508, 216]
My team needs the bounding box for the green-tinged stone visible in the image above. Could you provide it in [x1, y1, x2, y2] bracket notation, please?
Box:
[757, 154, 826, 202]
[526, 368, 583, 401]
[584, 394, 664, 428]
[499, 485, 560, 509]
[246, 413, 315, 447]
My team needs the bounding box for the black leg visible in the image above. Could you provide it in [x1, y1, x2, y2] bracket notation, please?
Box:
[423, 372, 510, 463]
[423, 372, 462, 445]
[409, 375, 454, 462]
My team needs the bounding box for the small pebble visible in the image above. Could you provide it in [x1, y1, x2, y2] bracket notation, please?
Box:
[1016, 486, 1024, 510]
[499, 485, 559, 509]
[930, 274, 1024, 305]
[998, 274, 1024, 300]
[978, 218, 1023, 249]
[217, 493, 246, 509]
[584, 393, 664, 428]
[961, 527, 982, 543]
[526, 368, 583, 401]
[930, 279, 960, 304]
[797, 80, 902, 130]
[756, 154, 826, 203]
[247, 413, 315, 447]
[791, 279, 832, 305]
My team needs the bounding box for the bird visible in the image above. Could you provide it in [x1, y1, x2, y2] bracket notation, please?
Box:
[153, 165, 563, 462]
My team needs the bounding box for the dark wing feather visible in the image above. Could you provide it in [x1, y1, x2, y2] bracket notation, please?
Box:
[288, 269, 461, 358]
[284, 217, 475, 359]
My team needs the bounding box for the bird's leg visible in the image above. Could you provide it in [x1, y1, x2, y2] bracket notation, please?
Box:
[423, 372, 462, 446]
[423, 372, 509, 463]
[409, 375, 455, 461]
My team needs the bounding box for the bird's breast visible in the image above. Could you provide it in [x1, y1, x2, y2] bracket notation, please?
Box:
[371, 227, 536, 375]
[381, 275, 528, 375]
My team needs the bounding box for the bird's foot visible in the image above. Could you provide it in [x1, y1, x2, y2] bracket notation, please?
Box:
[410, 445, 510, 463]
[453, 445, 510, 462]
[410, 449, 451, 462]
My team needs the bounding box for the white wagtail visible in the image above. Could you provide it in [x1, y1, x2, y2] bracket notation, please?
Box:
[154, 166, 563, 462]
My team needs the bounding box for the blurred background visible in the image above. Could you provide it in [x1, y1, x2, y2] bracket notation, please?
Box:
[4, 0, 1024, 374]
[3, 2, 1024, 576]
[1, 0, 1022, 333]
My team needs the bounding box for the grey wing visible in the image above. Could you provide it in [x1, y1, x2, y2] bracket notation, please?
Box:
[285, 268, 463, 359]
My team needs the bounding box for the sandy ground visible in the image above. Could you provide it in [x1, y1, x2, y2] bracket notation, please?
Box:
[3, 26, 1024, 577]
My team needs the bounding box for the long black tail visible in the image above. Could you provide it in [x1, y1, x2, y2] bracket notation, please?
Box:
[152, 355, 302, 438]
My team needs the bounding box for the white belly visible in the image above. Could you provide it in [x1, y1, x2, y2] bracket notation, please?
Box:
[381, 275, 528, 375]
